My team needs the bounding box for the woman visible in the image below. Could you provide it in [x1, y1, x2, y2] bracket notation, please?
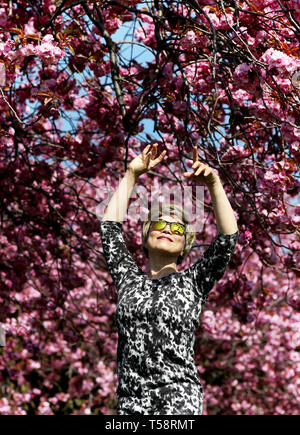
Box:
[100, 144, 239, 415]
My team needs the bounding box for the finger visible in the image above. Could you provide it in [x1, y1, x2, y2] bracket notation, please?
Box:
[197, 163, 210, 174]
[195, 166, 204, 176]
[152, 150, 167, 165]
[149, 149, 167, 168]
[151, 143, 158, 158]
[159, 150, 167, 159]
[193, 145, 199, 162]
[192, 161, 206, 170]
[192, 161, 201, 169]
[143, 144, 151, 154]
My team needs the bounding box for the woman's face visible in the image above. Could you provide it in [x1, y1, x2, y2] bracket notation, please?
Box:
[146, 214, 185, 260]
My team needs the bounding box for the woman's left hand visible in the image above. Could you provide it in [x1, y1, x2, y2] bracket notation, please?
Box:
[183, 145, 219, 187]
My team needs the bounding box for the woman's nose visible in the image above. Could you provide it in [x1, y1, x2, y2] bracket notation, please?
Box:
[162, 223, 172, 233]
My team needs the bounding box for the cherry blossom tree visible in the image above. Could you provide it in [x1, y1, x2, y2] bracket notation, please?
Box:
[0, 0, 299, 414]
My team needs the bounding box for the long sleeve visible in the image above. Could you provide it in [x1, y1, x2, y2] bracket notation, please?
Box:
[99, 220, 143, 290]
[189, 230, 239, 302]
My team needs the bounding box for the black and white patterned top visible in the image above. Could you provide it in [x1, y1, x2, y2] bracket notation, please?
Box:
[99, 220, 239, 399]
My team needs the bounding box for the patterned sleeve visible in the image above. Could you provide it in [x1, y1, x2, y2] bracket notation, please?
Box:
[189, 230, 239, 302]
[99, 220, 142, 290]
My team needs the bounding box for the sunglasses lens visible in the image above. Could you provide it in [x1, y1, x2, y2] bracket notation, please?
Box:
[151, 220, 166, 230]
[151, 220, 185, 235]
[171, 223, 185, 235]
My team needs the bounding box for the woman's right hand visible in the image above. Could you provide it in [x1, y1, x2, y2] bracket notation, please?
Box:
[128, 143, 167, 177]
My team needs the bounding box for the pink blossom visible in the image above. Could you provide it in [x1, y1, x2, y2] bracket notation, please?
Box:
[38, 401, 53, 415]
[49, 397, 58, 405]
[134, 22, 156, 47]
[233, 63, 262, 92]
[181, 31, 199, 49]
[56, 393, 70, 402]
[260, 48, 300, 75]
[241, 230, 252, 243]
[73, 96, 90, 110]
[26, 359, 41, 370]
[24, 17, 36, 35]
[82, 379, 94, 392]
[231, 89, 252, 106]
[0, 398, 11, 414]
[35, 35, 64, 65]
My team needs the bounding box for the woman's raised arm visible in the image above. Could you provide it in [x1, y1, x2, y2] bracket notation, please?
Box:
[101, 167, 138, 223]
[101, 143, 167, 222]
[183, 145, 238, 235]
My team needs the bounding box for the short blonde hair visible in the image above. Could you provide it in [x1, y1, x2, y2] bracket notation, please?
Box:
[142, 203, 196, 265]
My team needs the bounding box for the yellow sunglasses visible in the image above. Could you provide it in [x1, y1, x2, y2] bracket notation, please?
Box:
[150, 219, 185, 235]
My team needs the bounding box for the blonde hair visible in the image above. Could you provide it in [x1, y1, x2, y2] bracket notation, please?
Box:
[142, 203, 196, 265]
